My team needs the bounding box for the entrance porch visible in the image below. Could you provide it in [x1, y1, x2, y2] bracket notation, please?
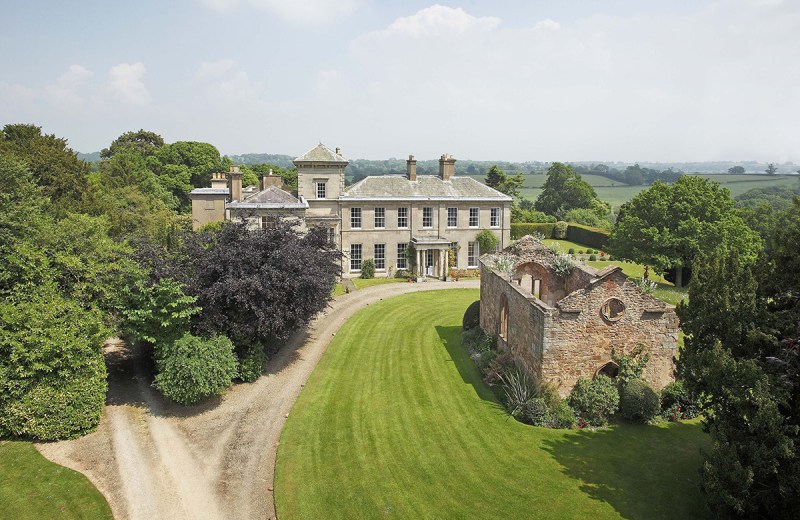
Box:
[410, 236, 451, 280]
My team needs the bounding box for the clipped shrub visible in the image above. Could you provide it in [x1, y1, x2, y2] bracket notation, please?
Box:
[660, 380, 701, 419]
[589, 254, 597, 261]
[237, 343, 268, 383]
[568, 375, 620, 426]
[567, 248, 575, 254]
[599, 257, 606, 261]
[360, 259, 376, 279]
[154, 333, 238, 405]
[619, 378, 661, 423]
[566, 223, 609, 250]
[462, 300, 481, 330]
[548, 401, 577, 429]
[553, 221, 569, 239]
[510, 222, 556, 239]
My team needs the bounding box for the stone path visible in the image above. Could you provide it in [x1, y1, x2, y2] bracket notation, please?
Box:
[37, 279, 479, 520]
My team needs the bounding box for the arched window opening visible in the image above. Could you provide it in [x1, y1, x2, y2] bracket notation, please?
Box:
[499, 295, 509, 340]
[597, 361, 620, 379]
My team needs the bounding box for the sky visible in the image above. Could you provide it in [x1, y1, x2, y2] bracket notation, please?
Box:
[0, 0, 798, 162]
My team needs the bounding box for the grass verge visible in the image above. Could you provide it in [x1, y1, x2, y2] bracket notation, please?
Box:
[332, 277, 406, 297]
[0, 440, 112, 520]
[275, 289, 709, 519]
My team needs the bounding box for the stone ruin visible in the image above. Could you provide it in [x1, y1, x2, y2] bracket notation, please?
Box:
[479, 235, 678, 397]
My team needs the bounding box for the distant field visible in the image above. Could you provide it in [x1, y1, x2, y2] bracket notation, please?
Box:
[517, 174, 798, 211]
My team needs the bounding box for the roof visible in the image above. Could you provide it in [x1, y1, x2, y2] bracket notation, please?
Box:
[294, 143, 348, 164]
[226, 186, 309, 210]
[341, 175, 512, 201]
[242, 185, 300, 204]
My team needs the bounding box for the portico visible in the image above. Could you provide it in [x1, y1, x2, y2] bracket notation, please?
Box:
[411, 236, 451, 280]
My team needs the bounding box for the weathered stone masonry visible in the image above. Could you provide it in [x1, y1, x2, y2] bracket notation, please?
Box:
[480, 236, 679, 397]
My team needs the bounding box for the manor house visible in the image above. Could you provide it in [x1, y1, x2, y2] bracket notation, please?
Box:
[480, 236, 678, 396]
[190, 143, 512, 278]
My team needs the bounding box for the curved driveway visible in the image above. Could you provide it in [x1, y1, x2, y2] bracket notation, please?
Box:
[38, 279, 480, 520]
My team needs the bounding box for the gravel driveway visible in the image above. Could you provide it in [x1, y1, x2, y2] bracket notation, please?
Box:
[37, 280, 479, 520]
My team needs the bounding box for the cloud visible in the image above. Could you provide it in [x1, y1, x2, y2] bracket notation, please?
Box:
[108, 62, 151, 107]
[193, 60, 265, 107]
[0, 64, 93, 112]
[198, 0, 361, 24]
[533, 19, 560, 31]
[362, 4, 500, 40]
[336, 0, 800, 162]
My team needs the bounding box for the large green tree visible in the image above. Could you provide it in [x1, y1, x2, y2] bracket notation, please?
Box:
[484, 165, 524, 198]
[534, 162, 603, 219]
[101, 129, 165, 159]
[0, 156, 135, 440]
[0, 123, 90, 213]
[609, 176, 760, 287]
[677, 206, 800, 516]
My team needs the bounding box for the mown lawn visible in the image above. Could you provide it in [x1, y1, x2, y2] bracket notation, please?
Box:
[0, 440, 112, 520]
[275, 289, 709, 519]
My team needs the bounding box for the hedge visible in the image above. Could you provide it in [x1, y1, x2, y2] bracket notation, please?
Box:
[566, 223, 609, 250]
[511, 223, 556, 239]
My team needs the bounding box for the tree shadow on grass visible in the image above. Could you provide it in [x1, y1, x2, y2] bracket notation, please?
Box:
[541, 421, 712, 519]
[435, 325, 505, 410]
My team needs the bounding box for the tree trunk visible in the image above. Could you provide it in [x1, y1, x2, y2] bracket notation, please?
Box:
[675, 266, 683, 288]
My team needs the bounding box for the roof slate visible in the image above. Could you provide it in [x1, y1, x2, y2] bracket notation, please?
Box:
[341, 175, 512, 200]
[294, 143, 348, 163]
[242, 185, 301, 204]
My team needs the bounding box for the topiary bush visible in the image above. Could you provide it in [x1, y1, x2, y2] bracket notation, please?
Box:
[462, 300, 480, 330]
[589, 254, 597, 261]
[360, 259, 376, 279]
[619, 378, 661, 423]
[660, 380, 701, 419]
[568, 375, 620, 426]
[568, 248, 575, 254]
[553, 221, 569, 239]
[237, 343, 268, 383]
[154, 333, 238, 405]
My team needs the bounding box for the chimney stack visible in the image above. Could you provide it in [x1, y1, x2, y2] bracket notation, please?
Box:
[261, 168, 283, 190]
[229, 165, 242, 201]
[335, 147, 341, 155]
[407, 154, 417, 181]
[439, 153, 456, 181]
[210, 170, 228, 189]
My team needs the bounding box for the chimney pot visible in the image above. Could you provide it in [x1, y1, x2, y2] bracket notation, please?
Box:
[335, 147, 341, 155]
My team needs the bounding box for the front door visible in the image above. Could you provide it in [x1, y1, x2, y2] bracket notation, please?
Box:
[425, 250, 434, 276]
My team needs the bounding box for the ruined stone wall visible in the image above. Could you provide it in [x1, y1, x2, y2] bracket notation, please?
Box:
[542, 271, 678, 396]
[480, 264, 550, 383]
